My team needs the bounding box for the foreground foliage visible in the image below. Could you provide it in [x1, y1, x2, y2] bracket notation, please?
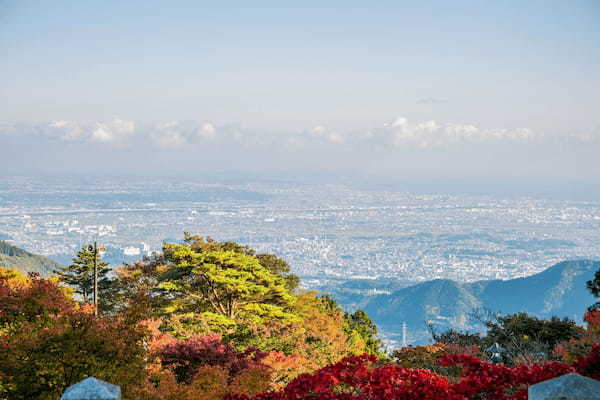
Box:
[227, 346, 600, 400]
[1, 236, 599, 399]
[0, 270, 147, 400]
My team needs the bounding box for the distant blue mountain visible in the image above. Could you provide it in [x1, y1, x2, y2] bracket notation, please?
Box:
[363, 260, 599, 345]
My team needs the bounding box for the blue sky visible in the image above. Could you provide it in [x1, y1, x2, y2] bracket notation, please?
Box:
[1, 1, 599, 180]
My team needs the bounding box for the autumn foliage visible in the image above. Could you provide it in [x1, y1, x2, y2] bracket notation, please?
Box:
[0, 269, 599, 400]
[0, 271, 147, 400]
[226, 346, 600, 400]
[554, 310, 600, 365]
[130, 323, 319, 399]
[1, 234, 599, 400]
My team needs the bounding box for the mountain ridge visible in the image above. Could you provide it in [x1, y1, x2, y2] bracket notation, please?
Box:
[0, 240, 63, 277]
[363, 260, 599, 345]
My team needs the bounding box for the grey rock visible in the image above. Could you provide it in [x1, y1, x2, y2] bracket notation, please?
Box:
[61, 377, 121, 400]
[528, 373, 600, 400]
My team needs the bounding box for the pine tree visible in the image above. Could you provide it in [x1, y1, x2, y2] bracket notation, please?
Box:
[587, 268, 600, 311]
[54, 244, 115, 311]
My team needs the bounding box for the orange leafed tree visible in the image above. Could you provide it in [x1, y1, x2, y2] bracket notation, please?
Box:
[0, 270, 148, 400]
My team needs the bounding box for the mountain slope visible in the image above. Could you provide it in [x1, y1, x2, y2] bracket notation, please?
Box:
[0, 240, 62, 277]
[471, 260, 598, 320]
[364, 260, 599, 345]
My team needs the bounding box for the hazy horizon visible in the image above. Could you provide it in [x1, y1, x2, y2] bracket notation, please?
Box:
[2, 1, 599, 183]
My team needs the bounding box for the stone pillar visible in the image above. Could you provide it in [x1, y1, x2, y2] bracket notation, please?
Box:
[60, 377, 121, 400]
[528, 373, 600, 400]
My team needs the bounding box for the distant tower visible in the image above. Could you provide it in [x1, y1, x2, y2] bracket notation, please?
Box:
[402, 322, 407, 347]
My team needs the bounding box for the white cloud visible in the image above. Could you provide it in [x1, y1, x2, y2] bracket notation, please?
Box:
[197, 122, 217, 139]
[42, 118, 136, 144]
[151, 120, 219, 147]
[48, 120, 86, 141]
[377, 117, 538, 148]
[90, 119, 135, 144]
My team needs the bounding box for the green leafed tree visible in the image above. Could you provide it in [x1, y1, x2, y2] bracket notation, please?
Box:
[256, 253, 300, 291]
[183, 233, 300, 291]
[429, 326, 483, 347]
[344, 309, 384, 356]
[587, 268, 600, 311]
[53, 244, 116, 312]
[158, 241, 296, 326]
[480, 312, 583, 362]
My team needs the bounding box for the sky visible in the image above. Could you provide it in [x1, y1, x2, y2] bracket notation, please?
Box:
[1, 1, 599, 183]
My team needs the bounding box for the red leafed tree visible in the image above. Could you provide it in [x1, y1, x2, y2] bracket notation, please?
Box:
[572, 343, 600, 380]
[0, 272, 148, 400]
[226, 354, 464, 400]
[225, 346, 600, 400]
[132, 332, 273, 399]
[438, 353, 574, 400]
[154, 334, 269, 383]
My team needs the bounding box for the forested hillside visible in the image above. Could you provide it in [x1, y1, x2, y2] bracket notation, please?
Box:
[0, 240, 62, 276]
[365, 260, 600, 344]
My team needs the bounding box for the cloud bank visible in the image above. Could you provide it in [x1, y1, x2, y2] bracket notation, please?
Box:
[3, 116, 596, 150]
[1, 116, 598, 181]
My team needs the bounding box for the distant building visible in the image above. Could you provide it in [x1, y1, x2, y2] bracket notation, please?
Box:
[123, 246, 141, 256]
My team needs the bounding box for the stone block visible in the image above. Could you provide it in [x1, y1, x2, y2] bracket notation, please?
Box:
[60, 377, 121, 400]
[528, 373, 600, 400]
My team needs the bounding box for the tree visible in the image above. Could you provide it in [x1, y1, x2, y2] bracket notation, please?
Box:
[112, 253, 171, 317]
[228, 293, 357, 367]
[154, 334, 268, 384]
[0, 272, 148, 400]
[255, 253, 299, 291]
[0, 266, 31, 289]
[158, 242, 296, 325]
[131, 322, 276, 399]
[183, 234, 300, 291]
[483, 312, 583, 362]
[587, 268, 600, 311]
[429, 326, 484, 347]
[54, 244, 116, 312]
[554, 310, 600, 364]
[344, 309, 384, 356]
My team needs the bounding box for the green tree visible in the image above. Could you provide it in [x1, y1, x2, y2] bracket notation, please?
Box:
[587, 268, 600, 311]
[311, 295, 383, 357]
[54, 244, 116, 312]
[183, 233, 300, 291]
[344, 309, 384, 356]
[483, 312, 583, 362]
[429, 326, 483, 347]
[255, 253, 299, 291]
[158, 242, 296, 326]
